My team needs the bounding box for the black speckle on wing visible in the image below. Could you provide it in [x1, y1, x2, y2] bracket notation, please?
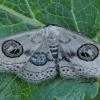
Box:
[66, 51, 76, 58]
[24, 50, 32, 56]
[64, 56, 71, 62]
[10, 49, 20, 54]
[70, 51, 76, 57]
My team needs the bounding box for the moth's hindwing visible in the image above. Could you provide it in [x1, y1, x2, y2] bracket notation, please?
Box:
[18, 37, 57, 83]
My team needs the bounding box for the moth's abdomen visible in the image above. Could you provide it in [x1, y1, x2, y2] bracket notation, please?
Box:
[49, 45, 58, 59]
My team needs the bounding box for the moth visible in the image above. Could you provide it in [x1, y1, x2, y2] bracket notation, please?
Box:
[0, 25, 100, 83]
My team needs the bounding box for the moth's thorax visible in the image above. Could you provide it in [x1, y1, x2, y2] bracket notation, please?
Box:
[47, 33, 59, 46]
[46, 26, 59, 46]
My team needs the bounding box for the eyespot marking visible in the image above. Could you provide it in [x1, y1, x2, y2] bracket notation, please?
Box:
[77, 44, 99, 61]
[29, 52, 47, 66]
[2, 40, 23, 58]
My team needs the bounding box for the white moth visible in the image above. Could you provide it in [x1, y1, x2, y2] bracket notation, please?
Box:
[0, 25, 100, 83]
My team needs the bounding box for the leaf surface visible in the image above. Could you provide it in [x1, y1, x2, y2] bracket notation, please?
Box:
[0, 0, 100, 100]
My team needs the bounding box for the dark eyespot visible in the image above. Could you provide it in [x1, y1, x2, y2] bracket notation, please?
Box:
[2, 40, 23, 58]
[77, 44, 99, 61]
[29, 52, 47, 66]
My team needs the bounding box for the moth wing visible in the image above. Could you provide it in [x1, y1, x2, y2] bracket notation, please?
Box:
[58, 27, 100, 78]
[18, 37, 57, 83]
[0, 28, 44, 73]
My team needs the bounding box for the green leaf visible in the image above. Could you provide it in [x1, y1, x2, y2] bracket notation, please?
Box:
[0, 0, 100, 100]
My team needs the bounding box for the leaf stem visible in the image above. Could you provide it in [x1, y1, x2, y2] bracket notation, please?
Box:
[0, 5, 45, 27]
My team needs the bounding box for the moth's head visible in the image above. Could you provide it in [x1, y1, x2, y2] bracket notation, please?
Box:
[45, 25, 59, 45]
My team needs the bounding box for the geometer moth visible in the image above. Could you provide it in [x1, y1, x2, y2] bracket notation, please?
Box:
[0, 25, 100, 83]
